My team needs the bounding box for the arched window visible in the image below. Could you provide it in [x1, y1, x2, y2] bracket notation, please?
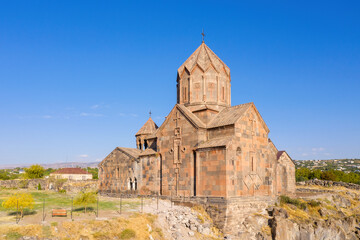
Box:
[134, 178, 137, 190]
[138, 140, 142, 150]
[144, 140, 148, 149]
[128, 178, 132, 190]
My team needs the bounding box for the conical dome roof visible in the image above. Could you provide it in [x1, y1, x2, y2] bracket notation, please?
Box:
[135, 117, 158, 136]
[177, 42, 230, 77]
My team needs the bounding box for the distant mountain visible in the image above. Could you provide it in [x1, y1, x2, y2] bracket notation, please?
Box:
[0, 161, 100, 170]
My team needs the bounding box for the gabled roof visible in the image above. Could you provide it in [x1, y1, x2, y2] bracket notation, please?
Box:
[277, 151, 285, 160]
[269, 139, 279, 154]
[206, 102, 270, 133]
[139, 148, 157, 156]
[177, 43, 230, 77]
[207, 103, 252, 128]
[98, 147, 141, 168]
[51, 168, 91, 175]
[117, 147, 141, 159]
[277, 150, 295, 165]
[177, 104, 206, 128]
[136, 117, 158, 136]
[155, 104, 206, 135]
[197, 137, 233, 149]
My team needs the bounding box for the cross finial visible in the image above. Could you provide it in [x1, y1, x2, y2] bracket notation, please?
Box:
[201, 29, 205, 43]
[149, 110, 152, 118]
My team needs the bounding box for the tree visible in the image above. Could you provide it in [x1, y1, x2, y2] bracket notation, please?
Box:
[295, 168, 311, 181]
[44, 168, 55, 176]
[0, 170, 10, 180]
[309, 169, 322, 179]
[25, 164, 45, 179]
[321, 170, 338, 181]
[86, 167, 98, 179]
[2, 193, 34, 218]
[73, 191, 97, 213]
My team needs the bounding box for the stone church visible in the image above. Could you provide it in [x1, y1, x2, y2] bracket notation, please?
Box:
[98, 41, 295, 233]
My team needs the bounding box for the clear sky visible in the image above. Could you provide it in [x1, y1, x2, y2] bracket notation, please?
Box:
[0, 1, 359, 165]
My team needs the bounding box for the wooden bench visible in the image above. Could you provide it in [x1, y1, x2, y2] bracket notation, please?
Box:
[52, 209, 67, 217]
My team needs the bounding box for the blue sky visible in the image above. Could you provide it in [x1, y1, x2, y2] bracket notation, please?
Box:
[0, 1, 359, 165]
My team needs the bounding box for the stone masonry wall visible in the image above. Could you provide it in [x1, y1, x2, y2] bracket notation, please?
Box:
[0, 179, 97, 193]
[158, 107, 200, 197]
[99, 148, 141, 194]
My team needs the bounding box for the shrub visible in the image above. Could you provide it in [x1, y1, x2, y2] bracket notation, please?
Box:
[58, 189, 66, 194]
[37, 183, 42, 190]
[307, 200, 321, 207]
[280, 195, 307, 210]
[119, 229, 136, 239]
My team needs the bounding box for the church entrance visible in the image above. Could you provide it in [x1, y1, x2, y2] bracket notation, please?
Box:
[193, 151, 197, 196]
[160, 154, 163, 195]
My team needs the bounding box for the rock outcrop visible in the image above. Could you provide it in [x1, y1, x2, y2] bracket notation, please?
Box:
[223, 184, 360, 240]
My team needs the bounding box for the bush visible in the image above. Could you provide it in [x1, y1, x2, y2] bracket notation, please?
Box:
[119, 229, 136, 239]
[58, 189, 66, 194]
[24, 165, 45, 179]
[37, 183, 42, 190]
[280, 195, 307, 210]
[307, 200, 321, 207]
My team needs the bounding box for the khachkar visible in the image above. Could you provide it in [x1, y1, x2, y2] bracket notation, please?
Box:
[98, 40, 295, 234]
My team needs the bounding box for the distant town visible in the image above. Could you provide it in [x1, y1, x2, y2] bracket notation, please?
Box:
[294, 159, 360, 172]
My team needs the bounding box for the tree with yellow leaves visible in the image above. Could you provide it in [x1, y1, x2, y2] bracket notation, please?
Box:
[2, 193, 34, 218]
[74, 191, 97, 213]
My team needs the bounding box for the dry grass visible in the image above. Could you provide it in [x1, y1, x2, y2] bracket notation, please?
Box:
[0, 224, 43, 239]
[0, 213, 163, 240]
[261, 225, 272, 236]
[192, 205, 212, 223]
[190, 205, 223, 239]
[282, 204, 310, 223]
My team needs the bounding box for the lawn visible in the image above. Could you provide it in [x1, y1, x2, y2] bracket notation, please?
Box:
[0, 189, 140, 214]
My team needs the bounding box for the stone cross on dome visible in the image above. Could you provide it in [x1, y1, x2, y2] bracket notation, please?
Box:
[201, 29, 205, 43]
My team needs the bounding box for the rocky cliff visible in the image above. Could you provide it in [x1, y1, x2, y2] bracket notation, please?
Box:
[228, 183, 360, 240]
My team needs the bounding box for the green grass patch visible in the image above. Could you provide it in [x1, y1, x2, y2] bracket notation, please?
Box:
[5, 231, 22, 240]
[119, 228, 136, 239]
[0, 189, 141, 214]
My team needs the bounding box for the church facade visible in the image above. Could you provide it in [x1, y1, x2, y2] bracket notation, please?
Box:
[98, 42, 295, 233]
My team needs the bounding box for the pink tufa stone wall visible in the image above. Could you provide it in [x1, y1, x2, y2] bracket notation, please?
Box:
[157, 107, 201, 197]
[98, 148, 141, 194]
